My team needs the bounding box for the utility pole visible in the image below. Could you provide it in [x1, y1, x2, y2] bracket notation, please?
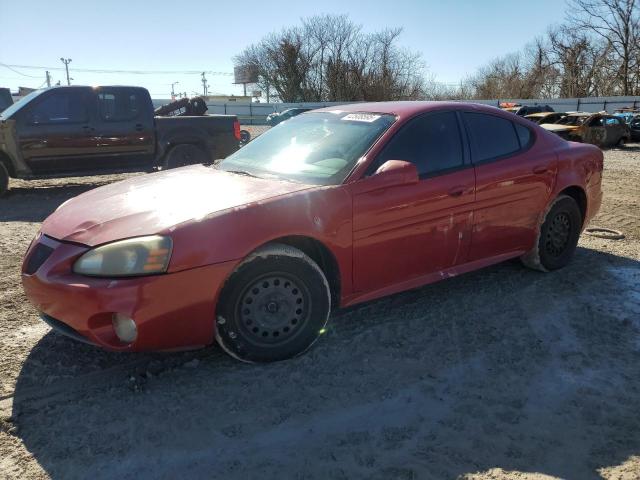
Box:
[59, 58, 72, 85]
[45, 71, 51, 87]
[201, 72, 209, 97]
[171, 81, 179, 99]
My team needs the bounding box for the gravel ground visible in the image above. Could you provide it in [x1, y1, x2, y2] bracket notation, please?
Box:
[0, 145, 639, 480]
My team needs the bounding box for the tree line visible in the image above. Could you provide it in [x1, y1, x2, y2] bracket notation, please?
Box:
[235, 0, 640, 102]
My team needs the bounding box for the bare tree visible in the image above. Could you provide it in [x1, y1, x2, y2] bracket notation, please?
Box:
[234, 15, 426, 102]
[567, 0, 640, 94]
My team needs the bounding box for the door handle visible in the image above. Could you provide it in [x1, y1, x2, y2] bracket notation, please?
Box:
[533, 165, 548, 174]
[82, 125, 95, 133]
[448, 186, 467, 197]
[135, 123, 144, 132]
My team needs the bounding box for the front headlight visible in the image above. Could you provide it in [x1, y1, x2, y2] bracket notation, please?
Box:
[73, 235, 173, 277]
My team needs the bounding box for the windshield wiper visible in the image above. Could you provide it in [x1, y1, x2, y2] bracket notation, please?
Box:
[225, 169, 260, 178]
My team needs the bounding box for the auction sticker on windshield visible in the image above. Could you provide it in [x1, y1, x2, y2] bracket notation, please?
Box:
[341, 113, 382, 122]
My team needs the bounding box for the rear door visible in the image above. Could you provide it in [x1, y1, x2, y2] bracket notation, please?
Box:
[92, 87, 155, 169]
[351, 111, 475, 293]
[463, 111, 557, 261]
[16, 87, 99, 174]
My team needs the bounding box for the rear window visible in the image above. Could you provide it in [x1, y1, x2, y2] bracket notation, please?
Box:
[464, 112, 520, 162]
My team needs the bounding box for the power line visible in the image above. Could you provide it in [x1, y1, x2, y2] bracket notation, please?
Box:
[0, 62, 233, 76]
[0, 63, 42, 78]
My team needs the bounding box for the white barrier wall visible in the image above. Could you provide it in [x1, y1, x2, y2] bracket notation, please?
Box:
[152, 96, 640, 124]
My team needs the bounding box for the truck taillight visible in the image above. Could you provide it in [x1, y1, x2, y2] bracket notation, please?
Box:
[233, 120, 241, 141]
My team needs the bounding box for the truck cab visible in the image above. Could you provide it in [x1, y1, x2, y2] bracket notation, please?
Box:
[0, 86, 239, 196]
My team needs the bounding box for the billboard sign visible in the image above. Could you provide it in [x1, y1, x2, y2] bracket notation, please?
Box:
[234, 65, 259, 84]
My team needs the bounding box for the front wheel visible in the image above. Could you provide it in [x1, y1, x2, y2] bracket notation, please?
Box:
[521, 195, 582, 271]
[216, 244, 331, 363]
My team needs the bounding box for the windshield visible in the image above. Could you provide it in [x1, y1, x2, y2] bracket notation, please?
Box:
[218, 111, 395, 185]
[0, 89, 46, 119]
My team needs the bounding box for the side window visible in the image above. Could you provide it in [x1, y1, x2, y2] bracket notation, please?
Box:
[514, 123, 532, 148]
[463, 112, 520, 162]
[376, 111, 464, 176]
[28, 91, 87, 124]
[97, 90, 141, 121]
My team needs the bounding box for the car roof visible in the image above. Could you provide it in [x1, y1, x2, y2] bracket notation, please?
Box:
[44, 85, 146, 90]
[313, 101, 508, 120]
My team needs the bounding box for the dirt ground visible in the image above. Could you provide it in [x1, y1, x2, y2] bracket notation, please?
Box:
[0, 144, 639, 480]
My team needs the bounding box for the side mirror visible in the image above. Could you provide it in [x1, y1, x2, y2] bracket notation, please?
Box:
[369, 160, 419, 189]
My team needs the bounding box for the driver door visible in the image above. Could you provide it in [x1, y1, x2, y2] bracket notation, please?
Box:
[16, 87, 98, 174]
[350, 111, 475, 294]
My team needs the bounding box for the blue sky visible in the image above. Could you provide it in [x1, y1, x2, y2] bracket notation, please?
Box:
[0, 0, 566, 98]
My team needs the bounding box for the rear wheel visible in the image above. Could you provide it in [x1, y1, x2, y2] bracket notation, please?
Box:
[522, 195, 582, 271]
[0, 162, 9, 197]
[215, 244, 331, 363]
[164, 144, 208, 169]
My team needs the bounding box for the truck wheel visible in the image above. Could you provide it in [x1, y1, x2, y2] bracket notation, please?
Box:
[0, 162, 9, 197]
[215, 244, 331, 363]
[521, 195, 582, 272]
[164, 144, 208, 169]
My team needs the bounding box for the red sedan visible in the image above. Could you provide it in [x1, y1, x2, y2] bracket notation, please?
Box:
[22, 102, 603, 362]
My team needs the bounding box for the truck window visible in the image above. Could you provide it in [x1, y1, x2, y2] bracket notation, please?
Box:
[28, 90, 88, 124]
[98, 90, 141, 121]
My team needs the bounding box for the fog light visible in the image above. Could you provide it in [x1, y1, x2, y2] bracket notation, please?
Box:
[112, 313, 138, 343]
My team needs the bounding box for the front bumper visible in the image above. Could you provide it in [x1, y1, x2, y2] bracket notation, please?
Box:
[21, 235, 237, 351]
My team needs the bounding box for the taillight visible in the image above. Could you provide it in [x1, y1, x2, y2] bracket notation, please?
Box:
[233, 120, 241, 141]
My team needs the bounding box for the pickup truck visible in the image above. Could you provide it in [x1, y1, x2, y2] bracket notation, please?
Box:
[0, 85, 240, 196]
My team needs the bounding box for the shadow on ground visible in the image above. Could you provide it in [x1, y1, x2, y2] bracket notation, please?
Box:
[1, 183, 108, 223]
[2, 173, 141, 222]
[9, 248, 640, 479]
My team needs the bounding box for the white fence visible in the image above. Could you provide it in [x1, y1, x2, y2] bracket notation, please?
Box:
[152, 96, 640, 124]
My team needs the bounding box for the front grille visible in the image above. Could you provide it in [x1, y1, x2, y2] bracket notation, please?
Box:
[24, 243, 54, 275]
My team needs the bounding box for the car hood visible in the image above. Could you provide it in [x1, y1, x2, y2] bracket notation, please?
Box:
[541, 124, 581, 133]
[42, 165, 314, 246]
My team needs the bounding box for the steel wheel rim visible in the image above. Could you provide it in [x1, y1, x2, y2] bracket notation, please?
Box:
[236, 273, 311, 346]
[545, 212, 572, 257]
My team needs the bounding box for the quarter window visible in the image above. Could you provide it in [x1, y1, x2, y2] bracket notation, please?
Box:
[98, 90, 141, 121]
[28, 91, 87, 124]
[514, 123, 532, 148]
[464, 112, 520, 162]
[376, 111, 464, 176]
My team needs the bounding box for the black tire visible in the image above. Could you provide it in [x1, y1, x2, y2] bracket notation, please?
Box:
[0, 162, 9, 197]
[521, 195, 582, 271]
[239, 129, 251, 144]
[215, 244, 331, 363]
[163, 144, 208, 169]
